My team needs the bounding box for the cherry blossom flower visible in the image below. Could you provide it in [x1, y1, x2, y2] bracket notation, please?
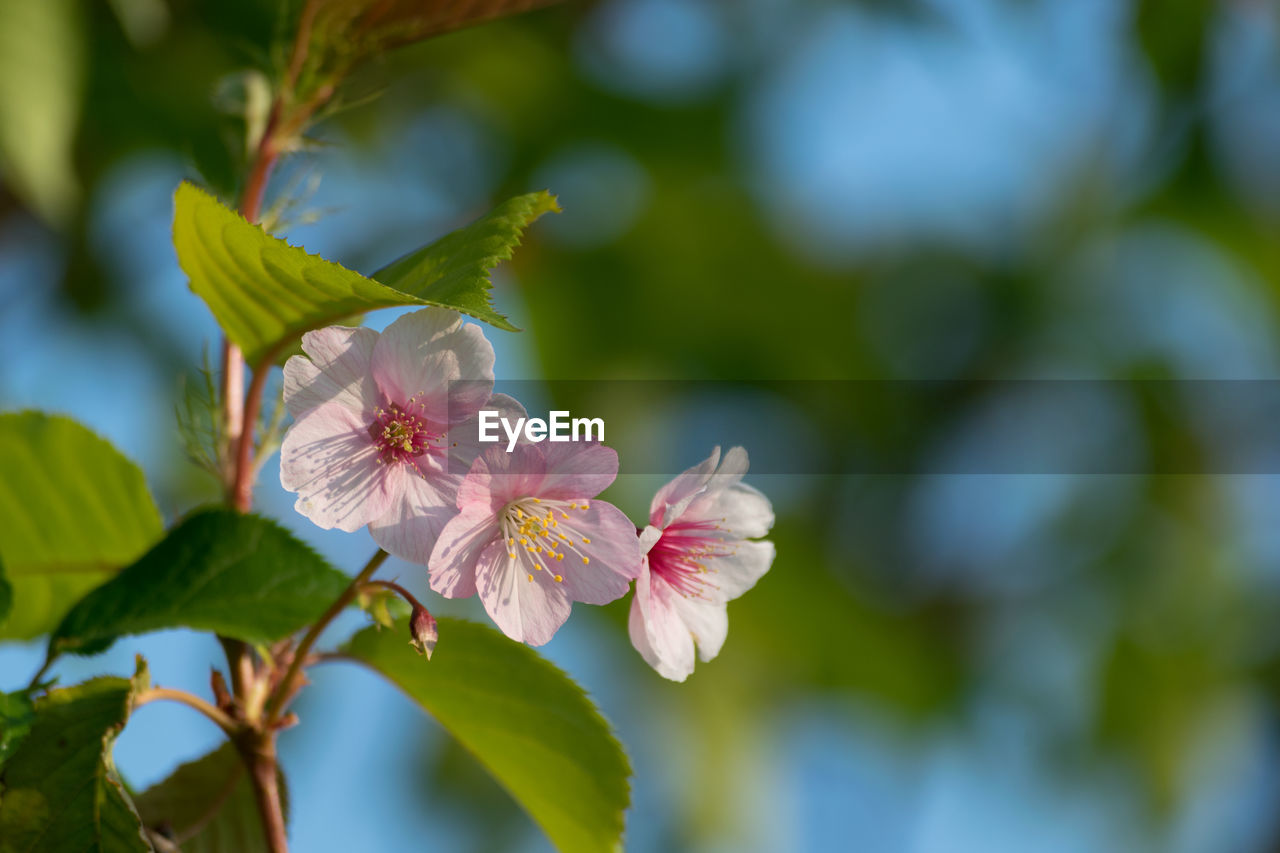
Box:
[628, 446, 775, 681]
[279, 308, 522, 563]
[429, 442, 642, 645]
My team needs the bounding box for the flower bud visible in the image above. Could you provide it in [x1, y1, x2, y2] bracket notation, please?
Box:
[409, 604, 438, 659]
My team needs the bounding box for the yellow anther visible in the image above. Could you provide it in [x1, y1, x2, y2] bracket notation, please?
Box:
[581, 537, 591, 544]
[508, 552, 516, 559]
[581, 556, 590, 565]
[528, 573, 534, 582]
[561, 512, 570, 520]
[555, 552, 564, 561]
[554, 574, 563, 583]
[532, 498, 541, 503]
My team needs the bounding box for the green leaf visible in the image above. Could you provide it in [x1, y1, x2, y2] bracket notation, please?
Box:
[0, 412, 163, 640]
[173, 182, 556, 365]
[0, 689, 35, 766]
[371, 191, 560, 332]
[0, 675, 151, 851]
[135, 743, 288, 853]
[343, 618, 630, 853]
[51, 509, 351, 654]
[0, 0, 83, 225]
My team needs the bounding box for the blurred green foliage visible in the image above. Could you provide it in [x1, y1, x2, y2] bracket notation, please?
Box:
[4, 0, 1280, 848]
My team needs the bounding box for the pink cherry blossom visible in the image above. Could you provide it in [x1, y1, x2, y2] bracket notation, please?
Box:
[429, 442, 643, 646]
[628, 446, 775, 681]
[279, 308, 523, 563]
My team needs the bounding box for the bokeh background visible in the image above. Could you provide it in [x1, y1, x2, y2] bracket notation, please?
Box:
[4, 0, 1280, 850]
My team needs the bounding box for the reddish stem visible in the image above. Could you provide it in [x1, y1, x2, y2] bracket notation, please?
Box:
[239, 734, 289, 853]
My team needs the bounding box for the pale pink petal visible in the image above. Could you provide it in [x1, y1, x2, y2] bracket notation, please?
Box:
[283, 326, 380, 418]
[369, 469, 461, 565]
[629, 567, 695, 681]
[709, 445, 750, 487]
[671, 594, 730, 662]
[702, 539, 775, 601]
[650, 447, 721, 527]
[458, 444, 546, 510]
[279, 403, 397, 532]
[551, 500, 643, 604]
[683, 481, 775, 541]
[476, 538, 572, 646]
[445, 393, 527, 480]
[427, 506, 497, 599]
[370, 308, 495, 423]
[538, 442, 619, 501]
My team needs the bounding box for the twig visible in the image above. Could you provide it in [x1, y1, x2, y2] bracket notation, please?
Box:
[134, 687, 238, 736]
[265, 549, 390, 722]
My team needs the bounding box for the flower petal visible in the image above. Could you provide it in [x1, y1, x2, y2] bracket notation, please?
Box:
[369, 469, 461, 565]
[685, 481, 775, 541]
[279, 402, 396, 532]
[477, 539, 572, 646]
[551, 500, 643, 604]
[457, 444, 544, 511]
[671, 594, 729, 662]
[538, 441, 619, 501]
[629, 567, 695, 681]
[704, 539, 776, 601]
[446, 393, 527, 481]
[371, 308, 495, 423]
[650, 446, 721, 527]
[283, 326, 379, 418]
[427, 506, 497, 599]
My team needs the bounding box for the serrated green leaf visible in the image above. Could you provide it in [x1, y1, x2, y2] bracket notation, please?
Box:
[0, 412, 164, 640]
[0, 676, 151, 852]
[371, 191, 560, 331]
[51, 509, 351, 654]
[343, 618, 630, 853]
[135, 743, 288, 853]
[173, 183, 554, 365]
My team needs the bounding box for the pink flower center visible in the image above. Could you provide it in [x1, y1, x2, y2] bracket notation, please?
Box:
[368, 402, 438, 465]
[649, 520, 735, 599]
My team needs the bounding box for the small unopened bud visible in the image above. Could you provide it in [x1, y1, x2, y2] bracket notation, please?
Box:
[409, 604, 438, 659]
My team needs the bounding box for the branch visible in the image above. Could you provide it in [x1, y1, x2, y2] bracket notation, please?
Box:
[134, 687, 238, 736]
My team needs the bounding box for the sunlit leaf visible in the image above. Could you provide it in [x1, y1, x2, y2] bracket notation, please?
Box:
[343, 617, 630, 853]
[0, 412, 163, 640]
[172, 182, 555, 365]
[369, 189, 558, 330]
[52, 509, 351, 654]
